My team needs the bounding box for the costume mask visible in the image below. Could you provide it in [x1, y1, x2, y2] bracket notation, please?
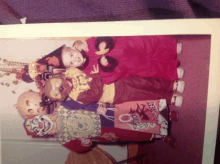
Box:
[15, 90, 47, 119]
[24, 115, 54, 136]
[44, 74, 71, 102]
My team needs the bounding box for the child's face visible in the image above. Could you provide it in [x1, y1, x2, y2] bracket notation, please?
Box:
[62, 48, 86, 68]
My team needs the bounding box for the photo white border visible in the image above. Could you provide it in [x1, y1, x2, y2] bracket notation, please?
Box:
[0, 19, 220, 164]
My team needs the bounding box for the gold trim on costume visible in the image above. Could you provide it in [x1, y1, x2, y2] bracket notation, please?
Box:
[56, 106, 101, 145]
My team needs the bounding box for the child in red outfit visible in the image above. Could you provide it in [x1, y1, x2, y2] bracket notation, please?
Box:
[37, 35, 184, 85]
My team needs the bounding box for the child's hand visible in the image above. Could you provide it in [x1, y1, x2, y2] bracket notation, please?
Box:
[90, 64, 99, 74]
[73, 40, 89, 52]
[100, 56, 109, 66]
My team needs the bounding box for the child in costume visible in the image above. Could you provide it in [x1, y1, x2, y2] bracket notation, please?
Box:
[36, 35, 184, 84]
[23, 99, 176, 153]
[15, 90, 47, 119]
[43, 66, 185, 107]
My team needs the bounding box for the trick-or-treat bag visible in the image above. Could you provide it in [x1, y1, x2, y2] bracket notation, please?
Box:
[114, 99, 168, 135]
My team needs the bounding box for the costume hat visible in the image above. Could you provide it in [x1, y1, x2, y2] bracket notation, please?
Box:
[36, 45, 66, 68]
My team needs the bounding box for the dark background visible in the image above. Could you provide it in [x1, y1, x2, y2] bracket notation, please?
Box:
[0, 0, 220, 24]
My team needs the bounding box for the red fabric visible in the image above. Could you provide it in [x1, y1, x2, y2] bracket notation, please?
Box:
[114, 75, 174, 104]
[84, 36, 179, 84]
[77, 73, 174, 105]
[77, 74, 104, 105]
[63, 139, 93, 153]
[100, 127, 153, 142]
[63, 127, 153, 153]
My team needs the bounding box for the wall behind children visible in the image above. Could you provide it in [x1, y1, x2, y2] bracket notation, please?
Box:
[0, 38, 127, 164]
[0, 39, 76, 140]
[0, 39, 75, 164]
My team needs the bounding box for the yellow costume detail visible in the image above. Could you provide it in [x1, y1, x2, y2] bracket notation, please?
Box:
[95, 48, 110, 55]
[65, 68, 92, 91]
[69, 90, 83, 101]
[65, 68, 93, 102]
[99, 83, 115, 103]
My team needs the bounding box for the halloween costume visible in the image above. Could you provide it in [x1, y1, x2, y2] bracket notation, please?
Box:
[24, 99, 169, 153]
[16, 90, 47, 119]
[84, 36, 179, 84]
[65, 69, 174, 105]
[36, 35, 179, 84]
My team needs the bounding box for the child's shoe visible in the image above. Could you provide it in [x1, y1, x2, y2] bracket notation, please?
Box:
[177, 68, 184, 79]
[173, 80, 185, 93]
[171, 94, 183, 107]
[177, 43, 182, 54]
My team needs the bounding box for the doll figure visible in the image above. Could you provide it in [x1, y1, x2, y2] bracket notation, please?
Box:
[36, 35, 184, 84]
[0, 58, 46, 83]
[15, 90, 47, 119]
[0, 58, 33, 83]
[28, 60, 47, 81]
[23, 98, 173, 153]
[0, 59, 47, 94]
[43, 66, 185, 107]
